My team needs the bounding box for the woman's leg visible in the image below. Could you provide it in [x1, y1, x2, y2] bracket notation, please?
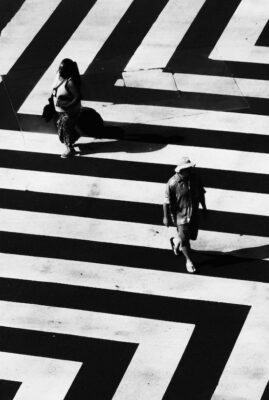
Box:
[57, 113, 76, 157]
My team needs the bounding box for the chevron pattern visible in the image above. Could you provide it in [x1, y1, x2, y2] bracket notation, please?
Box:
[0, 1, 269, 399]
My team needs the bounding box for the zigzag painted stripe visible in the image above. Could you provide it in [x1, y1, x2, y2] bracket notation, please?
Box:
[0, 254, 268, 400]
[0, 352, 82, 400]
[210, 0, 269, 64]
[0, 300, 194, 400]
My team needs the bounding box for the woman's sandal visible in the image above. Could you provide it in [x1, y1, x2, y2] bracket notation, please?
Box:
[170, 237, 179, 255]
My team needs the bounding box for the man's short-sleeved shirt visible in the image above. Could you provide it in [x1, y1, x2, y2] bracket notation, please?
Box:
[164, 172, 205, 225]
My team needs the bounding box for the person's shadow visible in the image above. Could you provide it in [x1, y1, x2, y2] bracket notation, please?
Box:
[228, 244, 269, 260]
[75, 124, 167, 155]
[192, 244, 269, 282]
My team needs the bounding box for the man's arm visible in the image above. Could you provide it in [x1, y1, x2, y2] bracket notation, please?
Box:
[200, 191, 207, 210]
[163, 203, 170, 227]
[163, 182, 173, 226]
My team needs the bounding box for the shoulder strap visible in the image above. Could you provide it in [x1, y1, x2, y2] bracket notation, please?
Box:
[52, 79, 65, 96]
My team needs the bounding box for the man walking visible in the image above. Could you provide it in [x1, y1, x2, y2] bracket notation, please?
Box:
[163, 156, 207, 273]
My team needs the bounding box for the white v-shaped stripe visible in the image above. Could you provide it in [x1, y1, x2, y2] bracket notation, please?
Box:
[0, 300, 194, 400]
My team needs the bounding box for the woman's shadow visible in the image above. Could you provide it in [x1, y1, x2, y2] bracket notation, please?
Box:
[74, 123, 171, 156]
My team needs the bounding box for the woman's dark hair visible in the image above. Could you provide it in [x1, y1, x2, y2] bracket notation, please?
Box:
[59, 58, 81, 88]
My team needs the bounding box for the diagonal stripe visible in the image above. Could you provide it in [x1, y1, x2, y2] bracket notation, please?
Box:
[0, 0, 25, 33]
[125, 0, 206, 71]
[0, 300, 194, 400]
[0, 208, 268, 256]
[1, 168, 269, 217]
[212, 304, 269, 400]
[0, 352, 82, 400]
[0, 130, 268, 175]
[0, 0, 63, 74]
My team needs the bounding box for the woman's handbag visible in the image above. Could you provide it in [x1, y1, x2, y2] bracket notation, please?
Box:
[76, 107, 104, 135]
[42, 95, 56, 122]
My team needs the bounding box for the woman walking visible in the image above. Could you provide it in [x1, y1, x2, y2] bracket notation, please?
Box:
[52, 58, 82, 158]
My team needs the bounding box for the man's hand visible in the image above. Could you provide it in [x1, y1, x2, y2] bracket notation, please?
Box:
[163, 216, 169, 227]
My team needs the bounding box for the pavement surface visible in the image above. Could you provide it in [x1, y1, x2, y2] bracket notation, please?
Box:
[0, 1, 269, 399]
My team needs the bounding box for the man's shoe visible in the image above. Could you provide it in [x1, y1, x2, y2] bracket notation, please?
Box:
[186, 260, 196, 273]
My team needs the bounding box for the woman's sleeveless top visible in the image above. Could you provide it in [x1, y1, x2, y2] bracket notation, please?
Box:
[53, 77, 81, 113]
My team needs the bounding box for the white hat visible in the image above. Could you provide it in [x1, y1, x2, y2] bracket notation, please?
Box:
[175, 156, 195, 173]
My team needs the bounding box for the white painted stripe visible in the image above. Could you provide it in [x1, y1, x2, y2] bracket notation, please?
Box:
[0, 352, 81, 400]
[206, 188, 269, 217]
[210, 0, 269, 64]
[118, 70, 179, 91]
[125, 0, 206, 71]
[83, 101, 269, 136]
[0, 129, 268, 175]
[0, 208, 268, 258]
[19, 0, 134, 114]
[0, 300, 194, 400]
[0, 0, 62, 74]
[1, 168, 269, 217]
[212, 304, 269, 400]
[118, 70, 269, 99]
[0, 253, 267, 305]
[0, 167, 164, 204]
[21, 88, 269, 134]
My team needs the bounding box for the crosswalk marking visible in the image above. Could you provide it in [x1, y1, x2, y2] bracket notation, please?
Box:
[210, 0, 269, 64]
[117, 70, 269, 99]
[0, 0, 62, 74]
[19, 0, 134, 114]
[0, 130, 268, 176]
[125, 0, 206, 71]
[1, 168, 269, 217]
[0, 300, 194, 400]
[83, 101, 269, 136]
[0, 252, 266, 305]
[0, 352, 82, 400]
[0, 208, 268, 257]
[20, 96, 269, 136]
[1, 1, 269, 398]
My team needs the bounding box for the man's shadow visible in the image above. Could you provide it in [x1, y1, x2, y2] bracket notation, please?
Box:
[193, 244, 269, 281]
